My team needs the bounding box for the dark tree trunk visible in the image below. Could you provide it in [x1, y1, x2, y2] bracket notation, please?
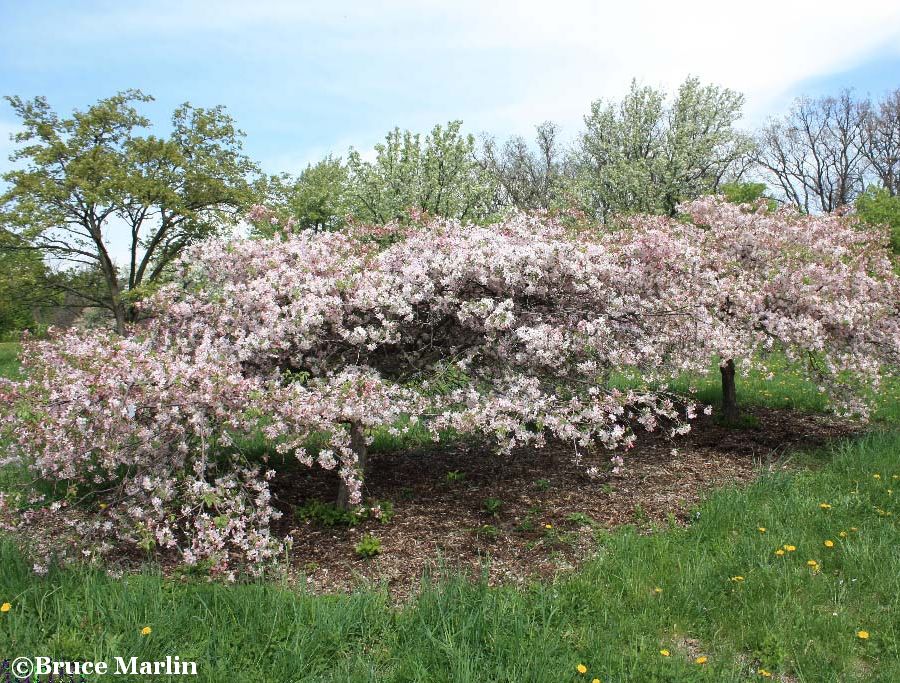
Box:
[112, 301, 127, 336]
[720, 358, 739, 422]
[336, 421, 367, 510]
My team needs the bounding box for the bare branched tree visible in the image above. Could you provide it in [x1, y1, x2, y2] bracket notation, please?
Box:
[860, 88, 900, 196]
[755, 91, 868, 212]
[479, 121, 572, 211]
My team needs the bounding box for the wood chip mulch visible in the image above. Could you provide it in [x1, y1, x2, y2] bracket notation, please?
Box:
[270, 408, 859, 601]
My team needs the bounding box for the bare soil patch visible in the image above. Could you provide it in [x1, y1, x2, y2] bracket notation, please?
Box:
[272, 408, 858, 600]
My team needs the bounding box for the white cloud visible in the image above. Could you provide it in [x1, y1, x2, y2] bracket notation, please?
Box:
[81, 2, 900, 133]
[6, 0, 900, 161]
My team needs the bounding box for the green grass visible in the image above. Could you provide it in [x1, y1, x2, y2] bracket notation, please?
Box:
[0, 341, 20, 380]
[2, 432, 899, 681]
[612, 353, 900, 425]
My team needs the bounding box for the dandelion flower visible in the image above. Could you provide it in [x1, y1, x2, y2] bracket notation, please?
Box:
[873, 474, 881, 480]
[654, 587, 663, 594]
[819, 503, 832, 510]
[857, 630, 869, 640]
[695, 656, 708, 664]
[730, 575, 745, 582]
[545, 524, 552, 529]
[838, 531, 847, 538]
[774, 549, 785, 556]
[659, 649, 670, 657]
[784, 544, 796, 552]
[758, 669, 772, 678]
[0, 602, 10, 613]
[824, 540, 834, 548]
[592, 679, 600, 683]
[850, 527, 858, 532]
[807, 559, 818, 567]
[757, 527, 766, 533]
[576, 664, 587, 674]
[141, 626, 152, 636]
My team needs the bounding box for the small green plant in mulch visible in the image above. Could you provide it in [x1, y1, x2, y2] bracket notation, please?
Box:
[473, 524, 500, 540]
[295, 499, 394, 527]
[482, 497, 503, 516]
[354, 534, 382, 559]
[445, 470, 466, 483]
[565, 512, 596, 528]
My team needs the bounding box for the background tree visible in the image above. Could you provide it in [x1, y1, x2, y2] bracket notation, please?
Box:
[860, 88, 900, 196]
[345, 121, 497, 223]
[478, 121, 573, 211]
[257, 156, 349, 234]
[754, 91, 867, 213]
[0, 90, 257, 334]
[577, 77, 752, 220]
[0, 228, 59, 336]
[855, 185, 900, 255]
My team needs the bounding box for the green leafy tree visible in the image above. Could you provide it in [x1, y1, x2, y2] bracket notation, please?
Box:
[577, 77, 753, 220]
[0, 228, 58, 335]
[346, 121, 497, 224]
[855, 185, 900, 254]
[257, 156, 349, 234]
[0, 90, 257, 334]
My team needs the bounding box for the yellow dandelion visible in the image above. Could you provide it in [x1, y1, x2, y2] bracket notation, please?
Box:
[654, 587, 663, 594]
[807, 559, 818, 567]
[850, 527, 858, 532]
[730, 575, 745, 582]
[838, 531, 848, 538]
[758, 669, 772, 678]
[576, 663, 587, 674]
[659, 649, 670, 657]
[545, 524, 552, 529]
[819, 503, 832, 510]
[774, 549, 785, 556]
[857, 630, 869, 640]
[824, 540, 834, 548]
[140, 626, 152, 636]
[784, 544, 796, 552]
[873, 474, 881, 480]
[592, 679, 601, 683]
[0, 602, 10, 613]
[98, 502, 108, 510]
[757, 527, 766, 533]
[695, 656, 708, 664]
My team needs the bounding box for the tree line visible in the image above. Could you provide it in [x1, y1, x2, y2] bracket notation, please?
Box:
[1, 78, 899, 336]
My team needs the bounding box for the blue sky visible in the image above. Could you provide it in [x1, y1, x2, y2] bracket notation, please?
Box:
[2, 0, 900, 177]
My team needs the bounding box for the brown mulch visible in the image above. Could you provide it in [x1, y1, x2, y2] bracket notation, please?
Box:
[270, 408, 859, 600]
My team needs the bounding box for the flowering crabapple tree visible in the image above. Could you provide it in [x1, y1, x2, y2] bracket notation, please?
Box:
[0, 209, 710, 574]
[152, 210, 712, 497]
[3, 198, 895, 576]
[629, 196, 900, 421]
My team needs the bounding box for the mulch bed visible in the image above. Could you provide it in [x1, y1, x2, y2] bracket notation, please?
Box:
[271, 408, 860, 601]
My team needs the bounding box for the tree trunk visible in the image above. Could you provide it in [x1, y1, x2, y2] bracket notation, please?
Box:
[720, 358, 739, 422]
[112, 301, 127, 336]
[336, 421, 367, 510]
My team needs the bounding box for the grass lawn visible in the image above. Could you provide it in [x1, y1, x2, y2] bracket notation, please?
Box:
[0, 342, 21, 380]
[1, 342, 898, 681]
[0, 433, 898, 681]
